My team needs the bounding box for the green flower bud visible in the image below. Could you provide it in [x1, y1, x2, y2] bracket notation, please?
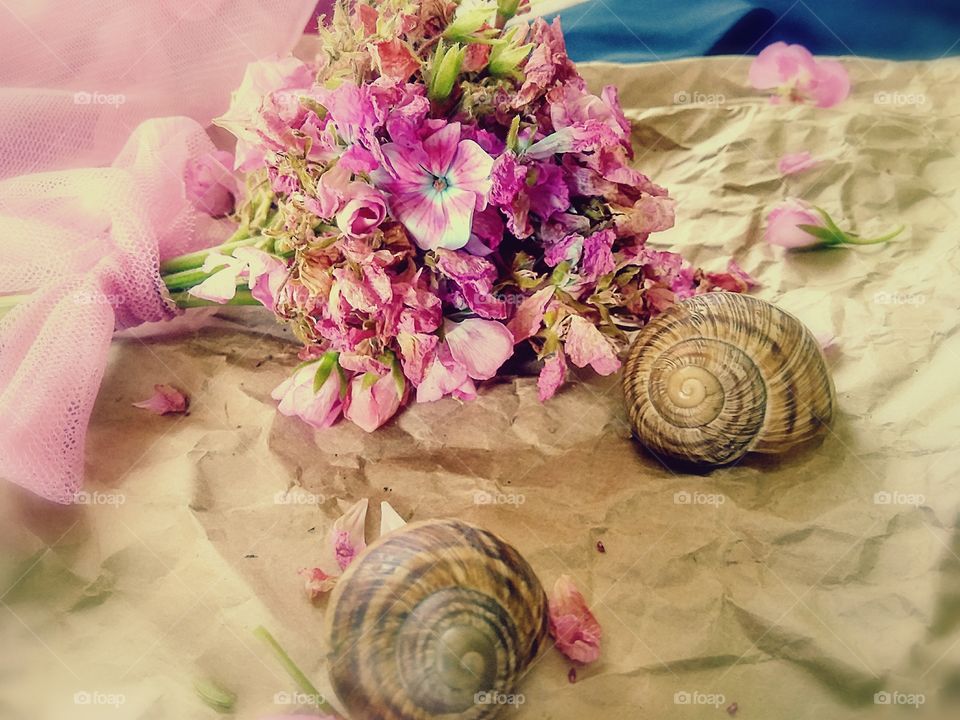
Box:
[497, 0, 523, 21]
[443, 4, 497, 42]
[488, 27, 534, 80]
[428, 41, 466, 102]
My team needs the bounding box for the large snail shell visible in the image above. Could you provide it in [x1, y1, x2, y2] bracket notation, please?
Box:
[623, 292, 834, 466]
[324, 519, 549, 720]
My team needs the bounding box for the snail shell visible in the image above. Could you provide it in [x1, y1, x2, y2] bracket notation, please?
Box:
[623, 292, 834, 466]
[324, 519, 549, 720]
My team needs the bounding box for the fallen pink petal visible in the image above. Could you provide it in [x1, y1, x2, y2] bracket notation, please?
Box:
[750, 42, 850, 108]
[132, 384, 189, 415]
[548, 574, 602, 664]
[778, 151, 818, 176]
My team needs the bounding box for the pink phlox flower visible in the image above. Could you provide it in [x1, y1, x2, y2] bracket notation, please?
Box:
[379, 122, 495, 250]
[300, 498, 369, 598]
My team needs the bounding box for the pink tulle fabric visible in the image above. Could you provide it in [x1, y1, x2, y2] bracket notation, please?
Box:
[0, 0, 316, 503]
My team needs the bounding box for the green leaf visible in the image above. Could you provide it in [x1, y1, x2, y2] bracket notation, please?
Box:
[312, 351, 339, 393]
[506, 116, 521, 153]
[796, 224, 844, 245]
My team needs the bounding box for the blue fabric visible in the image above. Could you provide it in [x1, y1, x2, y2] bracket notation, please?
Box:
[546, 0, 960, 62]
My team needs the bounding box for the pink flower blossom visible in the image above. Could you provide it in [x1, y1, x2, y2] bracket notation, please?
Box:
[778, 151, 818, 176]
[764, 198, 825, 249]
[548, 574, 602, 664]
[344, 367, 404, 432]
[214, 56, 315, 171]
[416, 344, 474, 403]
[184, 150, 237, 217]
[336, 184, 388, 238]
[749, 42, 850, 108]
[564, 316, 620, 375]
[380, 123, 495, 250]
[271, 354, 344, 429]
[133, 384, 189, 415]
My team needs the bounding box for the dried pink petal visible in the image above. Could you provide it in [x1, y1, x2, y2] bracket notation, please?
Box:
[329, 498, 369, 571]
[777, 151, 817, 176]
[299, 567, 337, 600]
[563, 316, 620, 376]
[132, 384, 189, 415]
[548, 574, 602, 664]
[507, 286, 555, 344]
[537, 350, 567, 402]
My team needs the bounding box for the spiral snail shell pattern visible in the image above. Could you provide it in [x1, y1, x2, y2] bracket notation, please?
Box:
[324, 519, 549, 720]
[623, 292, 834, 466]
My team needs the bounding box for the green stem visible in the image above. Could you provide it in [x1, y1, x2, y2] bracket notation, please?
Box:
[163, 267, 219, 291]
[159, 236, 263, 275]
[843, 225, 905, 245]
[168, 288, 260, 308]
[253, 626, 338, 716]
[0, 294, 30, 310]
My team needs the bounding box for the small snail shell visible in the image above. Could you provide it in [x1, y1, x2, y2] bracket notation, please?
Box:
[623, 292, 834, 466]
[324, 519, 549, 720]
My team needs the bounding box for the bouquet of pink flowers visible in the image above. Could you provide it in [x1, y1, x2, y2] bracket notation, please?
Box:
[161, 0, 752, 432]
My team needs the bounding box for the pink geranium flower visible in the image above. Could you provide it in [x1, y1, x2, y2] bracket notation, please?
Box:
[380, 123, 495, 251]
[749, 42, 850, 108]
[548, 574, 602, 664]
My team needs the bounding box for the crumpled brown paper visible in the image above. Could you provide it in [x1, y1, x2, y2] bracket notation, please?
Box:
[2, 55, 959, 720]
